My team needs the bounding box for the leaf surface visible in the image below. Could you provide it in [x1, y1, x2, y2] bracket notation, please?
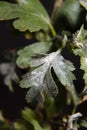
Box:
[72, 26, 87, 88]
[22, 108, 49, 130]
[72, 26, 87, 57]
[17, 42, 52, 68]
[20, 51, 77, 103]
[80, 57, 87, 87]
[0, 0, 51, 32]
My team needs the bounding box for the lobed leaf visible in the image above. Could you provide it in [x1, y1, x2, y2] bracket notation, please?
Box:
[20, 51, 77, 103]
[52, 54, 76, 87]
[0, 0, 51, 32]
[20, 63, 49, 88]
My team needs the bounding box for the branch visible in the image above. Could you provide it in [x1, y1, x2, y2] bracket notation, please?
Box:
[67, 112, 82, 130]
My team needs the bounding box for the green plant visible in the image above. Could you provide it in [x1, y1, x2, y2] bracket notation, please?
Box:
[0, 0, 87, 129]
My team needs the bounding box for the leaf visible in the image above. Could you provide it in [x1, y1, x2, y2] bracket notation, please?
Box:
[52, 55, 76, 87]
[20, 51, 77, 103]
[72, 26, 87, 89]
[72, 25, 87, 57]
[81, 118, 87, 128]
[44, 67, 58, 97]
[22, 108, 50, 130]
[22, 108, 36, 122]
[16, 42, 52, 68]
[80, 0, 87, 10]
[57, 0, 80, 25]
[0, 63, 19, 92]
[0, 0, 52, 32]
[80, 57, 87, 86]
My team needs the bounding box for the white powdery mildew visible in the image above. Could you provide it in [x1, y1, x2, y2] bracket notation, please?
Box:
[29, 63, 49, 87]
[30, 71, 45, 86]
[44, 52, 58, 65]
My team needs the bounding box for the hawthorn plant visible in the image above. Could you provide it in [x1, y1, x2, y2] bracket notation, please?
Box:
[0, 0, 87, 129]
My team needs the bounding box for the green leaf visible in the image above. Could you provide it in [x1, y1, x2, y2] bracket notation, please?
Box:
[80, 57, 87, 87]
[57, 0, 80, 25]
[0, 0, 52, 32]
[16, 42, 52, 68]
[22, 108, 36, 122]
[22, 108, 49, 130]
[72, 26, 87, 57]
[72, 26, 87, 89]
[80, 0, 87, 10]
[81, 118, 87, 128]
[20, 51, 77, 103]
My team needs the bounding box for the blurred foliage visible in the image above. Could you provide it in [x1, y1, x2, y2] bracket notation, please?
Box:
[54, 0, 80, 26]
[0, 50, 19, 92]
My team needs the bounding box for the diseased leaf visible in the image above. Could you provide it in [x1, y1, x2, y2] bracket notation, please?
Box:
[52, 54, 76, 87]
[20, 51, 77, 103]
[16, 42, 52, 68]
[44, 67, 58, 97]
[20, 63, 49, 89]
[72, 26, 87, 57]
[20, 63, 49, 102]
[26, 88, 44, 103]
[0, 0, 51, 32]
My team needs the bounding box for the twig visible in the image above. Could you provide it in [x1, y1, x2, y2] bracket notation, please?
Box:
[67, 112, 82, 130]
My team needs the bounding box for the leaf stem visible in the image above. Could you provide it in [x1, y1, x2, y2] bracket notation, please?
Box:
[49, 23, 56, 37]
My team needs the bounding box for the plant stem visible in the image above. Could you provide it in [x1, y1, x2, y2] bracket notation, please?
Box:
[49, 23, 56, 37]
